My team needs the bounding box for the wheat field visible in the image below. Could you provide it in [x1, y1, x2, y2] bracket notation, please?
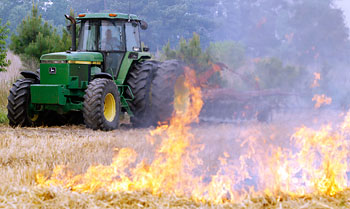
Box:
[1, 53, 350, 208]
[0, 111, 350, 208]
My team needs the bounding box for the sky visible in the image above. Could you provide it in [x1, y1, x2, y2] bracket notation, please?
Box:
[336, 0, 350, 28]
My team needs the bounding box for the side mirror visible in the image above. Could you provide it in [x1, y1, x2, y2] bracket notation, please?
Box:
[140, 20, 148, 30]
[132, 47, 141, 52]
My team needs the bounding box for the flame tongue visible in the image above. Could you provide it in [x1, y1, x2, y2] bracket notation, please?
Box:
[140, 66, 203, 195]
[312, 94, 332, 109]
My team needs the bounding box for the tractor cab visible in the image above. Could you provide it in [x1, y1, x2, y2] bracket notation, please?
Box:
[76, 13, 147, 80]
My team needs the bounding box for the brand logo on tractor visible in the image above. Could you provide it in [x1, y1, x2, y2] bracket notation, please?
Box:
[49, 67, 57, 74]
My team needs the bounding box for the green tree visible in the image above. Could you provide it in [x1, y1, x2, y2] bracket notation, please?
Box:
[162, 33, 211, 69]
[215, 0, 350, 64]
[0, 0, 31, 35]
[161, 33, 225, 87]
[0, 19, 10, 72]
[10, 3, 70, 63]
[100, 0, 216, 51]
[0, 0, 71, 34]
[255, 57, 305, 90]
[207, 41, 246, 69]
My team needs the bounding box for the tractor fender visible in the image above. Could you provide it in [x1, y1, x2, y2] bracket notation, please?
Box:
[92, 73, 113, 80]
[137, 55, 151, 61]
[21, 71, 40, 82]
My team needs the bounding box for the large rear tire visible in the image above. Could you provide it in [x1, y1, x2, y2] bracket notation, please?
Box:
[150, 60, 187, 125]
[126, 60, 188, 128]
[125, 60, 159, 127]
[83, 78, 120, 131]
[7, 78, 41, 127]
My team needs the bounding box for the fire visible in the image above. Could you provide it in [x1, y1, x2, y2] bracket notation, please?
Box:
[311, 72, 321, 88]
[197, 62, 223, 88]
[36, 67, 350, 203]
[36, 66, 206, 197]
[312, 94, 332, 108]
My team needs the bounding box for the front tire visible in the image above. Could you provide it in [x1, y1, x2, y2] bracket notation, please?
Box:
[83, 78, 120, 131]
[7, 78, 40, 127]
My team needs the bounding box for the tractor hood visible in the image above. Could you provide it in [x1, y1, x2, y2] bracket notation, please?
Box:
[40, 52, 103, 63]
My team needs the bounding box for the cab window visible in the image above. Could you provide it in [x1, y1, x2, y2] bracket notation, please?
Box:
[125, 22, 141, 51]
[100, 21, 124, 51]
[78, 20, 125, 52]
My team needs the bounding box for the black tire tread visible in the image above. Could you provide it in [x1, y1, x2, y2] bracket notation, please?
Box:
[83, 78, 120, 131]
[150, 60, 184, 125]
[125, 60, 159, 127]
[7, 78, 38, 127]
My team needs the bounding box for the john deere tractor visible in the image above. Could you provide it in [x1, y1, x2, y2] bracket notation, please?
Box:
[7, 13, 186, 131]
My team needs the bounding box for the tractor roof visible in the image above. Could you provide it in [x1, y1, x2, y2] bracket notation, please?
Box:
[76, 13, 140, 21]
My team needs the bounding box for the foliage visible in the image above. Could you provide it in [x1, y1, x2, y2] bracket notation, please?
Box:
[215, 0, 350, 64]
[86, 0, 216, 50]
[0, 108, 8, 124]
[0, 0, 69, 34]
[254, 57, 305, 90]
[1, 0, 349, 64]
[0, 19, 10, 72]
[160, 34, 305, 91]
[161, 42, 176, 60]
[0, 0, 31, 37]
[207, 41, 246, 69]
[161, 33, 226, 87]
[161, 33, 211, 69]
[9, 3, 71, 65]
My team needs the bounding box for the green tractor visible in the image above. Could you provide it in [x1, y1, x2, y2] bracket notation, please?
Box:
[7, 13, 186, 131]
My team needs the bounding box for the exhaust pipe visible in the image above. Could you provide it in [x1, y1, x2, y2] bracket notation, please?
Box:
[64, 15, 76, 51]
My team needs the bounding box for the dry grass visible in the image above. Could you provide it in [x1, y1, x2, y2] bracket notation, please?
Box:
[0, 110, 349, 208]
[0, 51, 348, 207]
[0, 51, 22, 123]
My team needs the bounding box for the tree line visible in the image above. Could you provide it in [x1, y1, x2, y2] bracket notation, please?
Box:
[0, 0, 349, 107]
[0, 0, 349, 64]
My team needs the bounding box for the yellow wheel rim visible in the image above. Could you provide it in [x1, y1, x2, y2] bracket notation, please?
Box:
[31, 114, 39, 122]
[174, 76, 190, 115]
[104, 93, 116, 122]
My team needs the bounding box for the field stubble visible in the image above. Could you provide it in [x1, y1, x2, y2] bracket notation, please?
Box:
[1, 109, 349, 208]
[0, 51, 21, 123]
[0, 52, 349, 208]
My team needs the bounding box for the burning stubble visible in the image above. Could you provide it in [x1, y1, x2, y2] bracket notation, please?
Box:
[35, 68, 350, 204]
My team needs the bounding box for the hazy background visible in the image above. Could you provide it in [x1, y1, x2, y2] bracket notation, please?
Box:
[2, 0, 350, 111]
[336, 0, 350, 28]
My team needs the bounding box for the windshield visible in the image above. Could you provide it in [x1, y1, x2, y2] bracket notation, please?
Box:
[78, 20, 125, 52]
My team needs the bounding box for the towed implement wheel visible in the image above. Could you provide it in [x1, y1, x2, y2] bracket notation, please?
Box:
[7, 78, 41, 127]
[83, 78, 120, 131]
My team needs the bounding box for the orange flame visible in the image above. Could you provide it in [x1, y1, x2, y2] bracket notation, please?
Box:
[198, 62, 223, 88]
[36, 66, 207, 197]
[36, 68, 350, 203]
[312, 94, 332, 109]
[285, 33, 294, 43]
[311, 72, 321, 88]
